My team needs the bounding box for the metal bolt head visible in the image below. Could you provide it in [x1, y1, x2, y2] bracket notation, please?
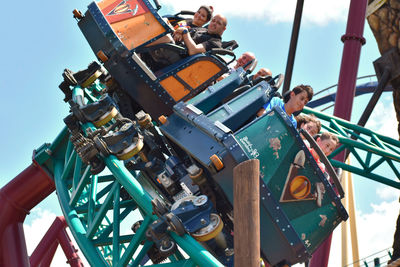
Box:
[225, 248, 234, 256]
[194, 195, 208, 207]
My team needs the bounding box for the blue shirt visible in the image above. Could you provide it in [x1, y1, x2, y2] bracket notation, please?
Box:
[263, 97, 297, 128]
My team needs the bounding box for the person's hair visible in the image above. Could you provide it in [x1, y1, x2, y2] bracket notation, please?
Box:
[199, 5, 213, 22]
[319, 132, 339, 145]
[296, 114, 321, 133]
[283, 84, 314, 103]
[216, 14, 228, 26]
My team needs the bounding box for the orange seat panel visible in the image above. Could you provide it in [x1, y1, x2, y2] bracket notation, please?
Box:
[177, 61, 221, 89]
[160, 60, 223, 102]
[160, 76, 190, 101]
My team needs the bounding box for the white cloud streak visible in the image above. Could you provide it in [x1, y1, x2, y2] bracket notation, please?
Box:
[366, 96, 399, 140]
[377, 185, 399, 202]
[159, 0, 350, 25]
[329, 198, 398, 266]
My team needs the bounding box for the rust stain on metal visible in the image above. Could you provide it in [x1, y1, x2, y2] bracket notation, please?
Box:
[269, 137, 281, 159]
[319, 215, 327, 227]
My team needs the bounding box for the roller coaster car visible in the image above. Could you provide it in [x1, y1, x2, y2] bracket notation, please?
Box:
[75, 0, 237, 120]
[66, 1, 348, 266]
[151, 81, 348, 266]
[63, 73, 348, 265]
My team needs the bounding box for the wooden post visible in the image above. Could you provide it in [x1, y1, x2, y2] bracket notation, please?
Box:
[347, 166, 360, 267]
[233, 159, 260, 267]
[341, 169, 349, 267]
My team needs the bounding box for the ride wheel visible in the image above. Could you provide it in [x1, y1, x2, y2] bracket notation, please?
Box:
[51, 85, 224, 266]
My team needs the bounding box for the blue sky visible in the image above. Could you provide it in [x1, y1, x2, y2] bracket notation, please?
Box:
[0, 0, 398, 265]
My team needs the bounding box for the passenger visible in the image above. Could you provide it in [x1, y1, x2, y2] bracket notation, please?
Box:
[256, 84, 314, 128]
[190, 5, 213, 28]
[174, 14, 227, 56]
[251, 67, 272, 82]
[296, 114, 321, 138]
[253, 67, 272, 80]
[229, 52, 256, 72]
[173, 5, 213, 41]
[309, 132, 339, 172]
[148, 5, 213, 45]
[217, 52, 257, 81]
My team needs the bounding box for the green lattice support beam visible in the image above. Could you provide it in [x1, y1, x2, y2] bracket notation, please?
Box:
[35, 84, 224, 266]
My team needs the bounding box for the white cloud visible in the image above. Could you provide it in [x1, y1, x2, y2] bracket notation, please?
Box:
[159, 0, 350, 25]
[376, 185, 399, 202]
[24, 208, 89, 266]
[24, 208, 58, 254]
[366, 97, 399, 140]
[328, 199, 399, 266]
[302, 0, 349, 25]
[357, 200, 398, 262]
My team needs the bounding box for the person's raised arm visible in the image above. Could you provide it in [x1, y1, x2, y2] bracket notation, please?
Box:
[176, 27, 206, 55]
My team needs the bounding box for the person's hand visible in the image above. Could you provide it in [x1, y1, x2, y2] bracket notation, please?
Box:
[256, 108, 266, 117]
[173, 27, 188, 42]
[174, 27, 187, 34]
[173, 31, 183, 42]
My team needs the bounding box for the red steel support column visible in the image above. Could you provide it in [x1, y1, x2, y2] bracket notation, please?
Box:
[29, 216, 66, 266]
[333, 0, 367, 121]
[2, 222, 30, 267]
[39, 241, 59, 267]
[309, 0, 367, 266]
[58, 224, 83, 267]
[0, 161, 55, 266]
[30, 216, 83, 267]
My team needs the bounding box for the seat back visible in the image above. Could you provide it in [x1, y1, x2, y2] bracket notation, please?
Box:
[79, 0, 173, 57]
[207, 81, 276, 132]
[98, 0, 172, 50]
[136, 43, 188, 71]
[188, 68, 248, 114]
[163, 10, 195, 28]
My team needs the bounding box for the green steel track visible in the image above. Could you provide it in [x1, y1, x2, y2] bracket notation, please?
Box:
[35, 83, 224, 266]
